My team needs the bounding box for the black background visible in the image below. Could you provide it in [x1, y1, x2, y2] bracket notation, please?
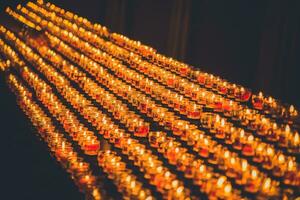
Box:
[1, 0, 300, 199]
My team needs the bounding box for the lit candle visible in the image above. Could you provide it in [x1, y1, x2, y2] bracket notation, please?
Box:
[242, 135, 254, 157]
[134, 121, 149, 137]
[84, 137, 100, 155]
[262, 147, 274, 170]
[283, 159, 297, 186]
[289, 131, 299, 153]
[245, 169, 259, 193]
[279, 125, 289, 147]
[272, 154, 285, 177]
[252, 92, 264, 110]
[187, 103, 201, 119]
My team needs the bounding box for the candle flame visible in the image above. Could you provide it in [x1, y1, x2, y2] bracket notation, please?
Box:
[172, 180, 179, 188]
[224, 151, 230, 158]
[230, 157, 236, 165]
[294, 132, 299, 145]
[165, 171, 171, 178]
[289, 105, 295, 113]
[267, 147, 274, 156]
[199, 165, 205, 172]
[130, 180, 136, 188]
[217, 176, 226, 188]
[272, 123, 277, 130]
[248, 135, 254, 143]
[216, 115, 220, 123]
[251, 170, 257, 179]
[204, 138, 209, 146]
[221, 118, 225, 127]
[176, 186, 184, 194]
[263, 178, 271, 191]
[62, 141, 65, 149]
[246, 109, 250, 115]
[242, 160, 248, 171]
[224, 184, 232, 194]
[240, 129, 245, 137]
[288, 160, 294, 170]
[278, 154, 285, 164]
[268, 97, 273, 103]
[285, 125, 290, 134]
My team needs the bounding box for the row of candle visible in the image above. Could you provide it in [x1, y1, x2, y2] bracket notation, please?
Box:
[33, 45, 151, 138]
[1, 3, 298, 198]
[21, 3, 275, 126]
[18, 37, 242, 199]
[98, 150, 155, 200]
[23, 66, 101, 156]
[20, 29, 283, 197]
[11, 4, 290, 159]
[35, 0, 109, 38]
[9, 54, 177, 199]
[1, 30, 195, 199]
[1, 22, 245, 198]
[38, 1, 156, 62]
[22, 2, 300, 155]
[33, 20, 300, 185]
[21, 64, 191, 200]
[7, 8, 300, 195]
[0, 27, 101, 156]
[0, 36, 24, 67]
[42, 16, 299, 155]
[7, 72, 156, 200]
[19, 32, 250, 199]
[0, 59, 10, 71]
[148, 132, 241, 199]
[149, 52, 299, 124]
[39, 0, 299, 124]
[7, 8, 149, 139]
[38, 30, 294, 194]
[6, 74, 102, 199]
[8, 25, 243, 200]
[5, 6, 41, 31]
[148, 131, 283, 198]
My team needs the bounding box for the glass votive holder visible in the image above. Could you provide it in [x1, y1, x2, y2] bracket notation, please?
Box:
[187, 103, 202, 119]
[148, 131, 166, 148]
[134, 121, 149, 137]
[83, 136, 100, 155]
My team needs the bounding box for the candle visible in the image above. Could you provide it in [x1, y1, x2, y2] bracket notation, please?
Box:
[84, 137, 100, 155]
[215, 118, 226, 139]
[272, 154, 285, 177]
[289, 131, 299, 153]
[187, 103, 201, 119]
[252, 92, 264, 110]
[198, 138, 211, 158]
[218, 81, 228, 95]
[226, 157, 237, 178]
[242, 135, 254, 157]
[134, 121, 149, 137]
[148, 131, 166, 148]
[283, 159, 297, 186]
[266, 123, 279, 142]
[78, 175, 96, 190]
[279, 125, 289, 147]
[262, 147, 274, 170]
[245, 169, 259, 193]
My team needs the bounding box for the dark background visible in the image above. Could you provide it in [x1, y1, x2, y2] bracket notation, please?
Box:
[1, 0, 300, 199]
